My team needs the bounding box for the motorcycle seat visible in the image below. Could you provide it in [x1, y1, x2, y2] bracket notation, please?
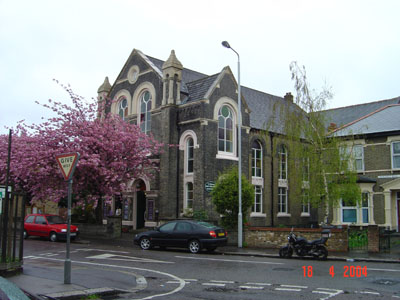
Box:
[309, 238, 326, 245]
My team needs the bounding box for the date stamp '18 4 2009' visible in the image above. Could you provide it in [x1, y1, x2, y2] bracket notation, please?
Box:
[302, 266, 367, 278]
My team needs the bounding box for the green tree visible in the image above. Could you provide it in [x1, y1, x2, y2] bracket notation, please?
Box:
[269, 62, 360, 224]
[211, 167, 254, 229]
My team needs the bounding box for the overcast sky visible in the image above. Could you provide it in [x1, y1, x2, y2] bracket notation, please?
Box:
[1, 0, 399, 134]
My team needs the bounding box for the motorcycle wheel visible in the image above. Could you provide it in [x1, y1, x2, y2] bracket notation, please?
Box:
[316, 246, 328, 260]
[279, 246, 293, 258]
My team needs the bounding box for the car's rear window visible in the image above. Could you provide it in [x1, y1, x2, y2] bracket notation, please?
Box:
[47, 216, 66, 224]
[196, 221, 217, 229]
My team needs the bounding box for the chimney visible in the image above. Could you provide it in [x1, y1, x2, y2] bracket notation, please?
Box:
[284, 92, 293, 103]
[328, 123, 337, 131]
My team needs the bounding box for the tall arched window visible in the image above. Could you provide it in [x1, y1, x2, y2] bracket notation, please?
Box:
[218, 105, 233, 153]
[140, 90, 152, 134]
[278, 145, 287, 180]
[119, 98, 128, 120]
[186, 138, 194, 174]
[252, 140, 262, 178]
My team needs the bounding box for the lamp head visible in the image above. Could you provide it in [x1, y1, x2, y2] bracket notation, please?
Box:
[221, 41, 231, 49]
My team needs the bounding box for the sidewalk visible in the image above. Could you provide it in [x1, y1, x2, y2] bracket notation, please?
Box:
[5, 233, 400, 300]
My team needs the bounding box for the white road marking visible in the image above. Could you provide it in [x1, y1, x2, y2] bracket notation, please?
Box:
[202, 283, 226, 287]
[369, 268, 400, 272]
[210, 280, 235, 284]
[393, 295, 400, 298]
[76, 248, 130, 254]
[280, 284, 307, 289]
[245, 282, 272, 286]
[183, 279, 198, 282]
[175, 255, 283, 265]
[275, 288, 302, 292]
[86, 253, 172, 264]
[240, 286, 264, 290]
[40, 253, 59, 257]
[23, 255, 185, 300]
[312, 288, 343, 300]
[356, 291, 380, 295]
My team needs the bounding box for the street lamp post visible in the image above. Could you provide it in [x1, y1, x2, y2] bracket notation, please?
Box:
[222, 41, 242, 248]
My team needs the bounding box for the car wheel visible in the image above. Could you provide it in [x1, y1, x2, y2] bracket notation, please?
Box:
[140, 237, 152, 250]
[188, 239, 201, 254]
[49, 232, 57, 242]
[23, 230, 28, 239]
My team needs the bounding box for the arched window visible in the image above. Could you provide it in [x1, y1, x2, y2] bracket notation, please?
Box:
[252, 140, 262, 178]
[185, 182, 194, 209]
[218, 105, 233, 153]
[139, 90, 152, 134]
[119, 98, 128, 120]
[186, 138, 194, 174]
[278, 145, 287, 180]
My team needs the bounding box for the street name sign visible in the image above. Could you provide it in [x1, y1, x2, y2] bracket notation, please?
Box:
[55, 153, 80, 181]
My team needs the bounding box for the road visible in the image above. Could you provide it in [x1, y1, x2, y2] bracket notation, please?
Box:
[22, 238, 400, 299]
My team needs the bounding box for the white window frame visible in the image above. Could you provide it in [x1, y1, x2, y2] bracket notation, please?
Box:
[339, 144, 364, 172]
[392, 141, 400, 170]
[118, 97, 128, 120]
[278, 145, 287, 180]
[214, 98, 239, 161]
[353, 145, 364, 172]
[252, 140, 263, 178]
[138, 90, 152, 134]
[184, 182, 194, 210]
[186, 138, 194, 174]
[252, 186, 263, 214]
[301, 189, 310, 217]
[218, 105, 234, 154]
[278, 187, 290, 216]
[340, 192, 371, 224]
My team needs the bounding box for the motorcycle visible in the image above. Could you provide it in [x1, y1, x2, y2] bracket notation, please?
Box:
[279, 228, 331, 260]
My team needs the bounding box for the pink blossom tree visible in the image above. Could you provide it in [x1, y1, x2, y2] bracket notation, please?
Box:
[0, 81, 164, 221]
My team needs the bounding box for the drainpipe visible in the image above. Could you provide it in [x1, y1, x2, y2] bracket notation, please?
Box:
[270, 132, 274, 227]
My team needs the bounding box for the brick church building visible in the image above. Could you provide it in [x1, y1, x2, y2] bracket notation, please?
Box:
[97, 48, 400, 232]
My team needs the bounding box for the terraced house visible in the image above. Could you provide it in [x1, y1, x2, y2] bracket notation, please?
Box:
[97, 48, 400, 231]
[325, 100, 400, 230]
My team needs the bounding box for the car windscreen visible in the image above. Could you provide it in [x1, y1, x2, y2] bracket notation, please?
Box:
[195, 221, 217, 229]
[46, 216, 66, 224]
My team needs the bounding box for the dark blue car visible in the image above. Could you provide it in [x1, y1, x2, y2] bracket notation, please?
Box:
[134, 220, 228, 254]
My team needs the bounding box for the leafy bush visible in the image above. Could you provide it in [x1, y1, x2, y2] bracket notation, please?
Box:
[193, 209, 208, 221]
[211, 167, 254, 229]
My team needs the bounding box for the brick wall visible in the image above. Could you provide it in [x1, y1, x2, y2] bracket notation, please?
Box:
[244, 227, 348, 252]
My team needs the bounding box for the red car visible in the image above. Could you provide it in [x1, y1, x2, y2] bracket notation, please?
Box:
[24, 214, 79, 242]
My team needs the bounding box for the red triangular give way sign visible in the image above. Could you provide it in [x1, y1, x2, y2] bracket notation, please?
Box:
[55, 153, 80, 181]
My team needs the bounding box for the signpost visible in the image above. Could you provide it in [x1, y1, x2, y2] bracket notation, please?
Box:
[55, 152, 80, 284]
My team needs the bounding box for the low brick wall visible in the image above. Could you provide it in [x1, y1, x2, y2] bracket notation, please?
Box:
[244, 227, 348, 252]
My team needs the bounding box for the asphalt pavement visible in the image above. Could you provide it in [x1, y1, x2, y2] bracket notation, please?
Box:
[4, 233, 400, 300]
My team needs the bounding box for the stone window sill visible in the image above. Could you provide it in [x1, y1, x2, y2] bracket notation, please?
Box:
[250, 213, 266, 218]
[277, 213, 291, 218]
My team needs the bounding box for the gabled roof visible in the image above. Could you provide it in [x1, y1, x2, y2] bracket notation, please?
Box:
[333, 104, 400, 137]
[185, 73, 220, 103]
[112, 49, 289, 133]
[243, 87, 291, 133]
[323, 96, 400, 128]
